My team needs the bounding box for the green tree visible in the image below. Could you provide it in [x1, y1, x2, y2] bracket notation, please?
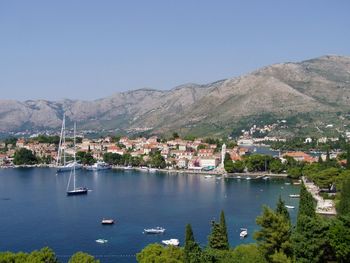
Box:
[275, 196, 290, 222]
[13, 148, 38, 165]
[254, 206, 292, 260]
[231, 244, 267, 263]
[269, 159, 284, 173]
[297, 184, 316, 222]
[329, 215, 350, 262]
[224, 153, 234, 173]
[0, 247, 58, 263]
[103, 152, 122, 165]
[136, 243, 183, 263]
[76, 151, 95, 165]
[149, 151, 166, 168]
[287, 167, 302, 179]
[172, 132, 180, 139]
[184, 224, 201, 263]
[232, 160, 245, 173]
[337, 175, 350, 216]
[292, 215, 333, 263]
[68, 252, 99, 263]
[208, 211, 229, 250]
[347, 146, 350, 169]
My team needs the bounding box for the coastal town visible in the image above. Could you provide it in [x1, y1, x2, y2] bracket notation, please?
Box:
[0, 131, 347, 172]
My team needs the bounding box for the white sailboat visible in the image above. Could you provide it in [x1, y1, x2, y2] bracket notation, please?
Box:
[56, 114, 82, 172]
[66, 123, 88, 196]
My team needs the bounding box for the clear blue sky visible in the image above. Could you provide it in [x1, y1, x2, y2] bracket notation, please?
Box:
[1, 0, 349, 101]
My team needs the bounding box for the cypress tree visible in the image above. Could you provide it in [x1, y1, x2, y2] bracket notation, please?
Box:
[346, 146, 350, 169]
[208, 211, 229, 250]
[297, 183, 316, 223]
[337, 176, 350, 216]
[318, 155, 323, 165]
[219, 210, 229, 250]
[325, 149, 331, 165]
[184, 224, 201, 263]
[276, 196, 290, 222]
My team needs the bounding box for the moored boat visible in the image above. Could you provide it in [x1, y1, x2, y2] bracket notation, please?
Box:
[101, 219, 115, 225]
[86, 161, 111, 171]
[289, 194, 300, 198]
[240, 228, 248, 238]
[162, 239, 180, 246]
[95, 239, 108, 244]
[143, 227, 165, 234]
[285, 205, 295, 209]
[67, 187, 88, 196]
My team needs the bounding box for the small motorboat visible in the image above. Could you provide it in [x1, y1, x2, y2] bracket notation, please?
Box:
[95, 239, 108, 244]
[204, 175, 213, 179]
[101, 219, 115, 225]
[143, 227, 165, 234]
[162, 239, 180, 246]
[289, 194, 300, 198]
[240, 228, 248, 238]
[246, 177, 251, 180]
[285, 205, 295, 209]
[263, 176, 270, 180]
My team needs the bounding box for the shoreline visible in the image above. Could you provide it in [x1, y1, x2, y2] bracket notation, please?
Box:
[0, 164, 289, 179]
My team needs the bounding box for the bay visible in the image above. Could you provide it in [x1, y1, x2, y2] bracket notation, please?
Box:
[0, 168, 299, 262]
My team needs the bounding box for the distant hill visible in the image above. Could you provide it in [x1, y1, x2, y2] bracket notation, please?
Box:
[1, 55, 350, 136]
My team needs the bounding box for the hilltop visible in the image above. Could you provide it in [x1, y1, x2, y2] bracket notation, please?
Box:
[1, 55, 350, 137]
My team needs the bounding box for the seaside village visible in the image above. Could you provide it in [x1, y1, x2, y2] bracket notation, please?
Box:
[0, 134, 338, 170]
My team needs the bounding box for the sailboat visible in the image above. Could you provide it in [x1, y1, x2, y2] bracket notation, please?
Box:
[56, 114, 82, 172]
[66, 122, 88, 196]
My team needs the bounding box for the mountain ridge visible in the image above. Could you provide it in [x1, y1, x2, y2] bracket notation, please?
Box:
[1, 55, 350, 136]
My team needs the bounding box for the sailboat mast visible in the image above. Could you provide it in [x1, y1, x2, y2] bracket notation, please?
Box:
[63, 115, 66, 166]
[73, 122, 76, 190]
[56, 113, 65, 166]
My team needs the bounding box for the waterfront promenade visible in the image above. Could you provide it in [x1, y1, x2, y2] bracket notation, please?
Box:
[302, 177, 337, 216]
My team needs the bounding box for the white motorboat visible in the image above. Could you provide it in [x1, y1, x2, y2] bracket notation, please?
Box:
[101, 219, 115, 225]
[95, 239, 108, 244]
[204, 175, 213, 179]
[263, 176, 270, 180]
[149, 168, 157, 173]
[86, 161, 111, 171]
[246, 177, 251, 180]
[285, 205, 295, 209]
[162, 239, 180, 246]
[124, 165, 133, 170]
[240, 228, 248, 238]
[289, 194, 300, 198]
[143, 227, 165, 234]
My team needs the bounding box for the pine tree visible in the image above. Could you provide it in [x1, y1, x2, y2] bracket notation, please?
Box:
[254, 206, 293, 260]
[184, 224, 201, 263]
[275, 196, 290, 222]
[219, 210, 229, 250]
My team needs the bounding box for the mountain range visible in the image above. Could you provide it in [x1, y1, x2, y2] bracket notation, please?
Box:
[1, 55, 350, 136]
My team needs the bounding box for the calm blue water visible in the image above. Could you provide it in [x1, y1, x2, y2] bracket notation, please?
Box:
[0, 168, 299, 262]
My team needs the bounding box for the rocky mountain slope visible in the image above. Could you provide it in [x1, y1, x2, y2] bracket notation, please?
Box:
[1, 55, 349, 135]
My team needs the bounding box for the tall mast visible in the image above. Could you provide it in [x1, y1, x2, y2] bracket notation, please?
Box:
[73, 122, 76, 190]
[63, 115, 66, 166]
[56, 113, 65, 166]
